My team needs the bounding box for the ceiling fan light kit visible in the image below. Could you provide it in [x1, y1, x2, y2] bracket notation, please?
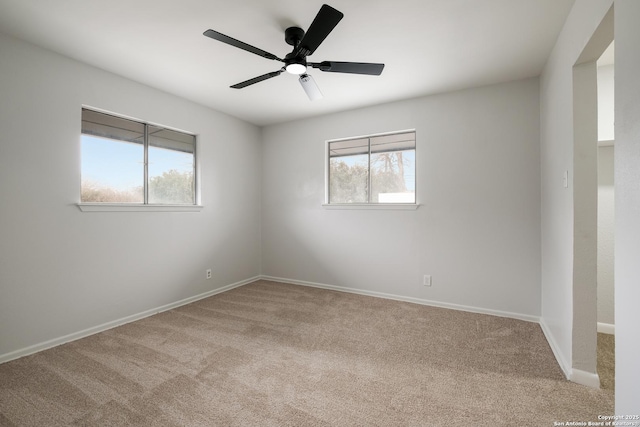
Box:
[285, 57, 307, 75]
[203, 4, 384, 100]
[299, 74, 323, 100]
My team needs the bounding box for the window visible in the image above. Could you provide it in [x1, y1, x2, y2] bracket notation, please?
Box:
[80, 108, 197, 205]
[327, 131, 416, 204]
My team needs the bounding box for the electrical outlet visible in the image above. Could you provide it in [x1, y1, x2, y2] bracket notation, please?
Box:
[206, 269, 212, 279]
[423, 275, 432, 287]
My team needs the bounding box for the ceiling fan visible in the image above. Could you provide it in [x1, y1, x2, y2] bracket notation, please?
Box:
[203, 4, 384, 100]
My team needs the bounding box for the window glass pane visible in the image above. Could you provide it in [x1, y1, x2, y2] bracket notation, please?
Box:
[329, 154, 369, 203]
[148, 125, 195, 204]
[81, 109, 145, 203]
[81, 134, 144, 202]
[370, 132, 416, 203]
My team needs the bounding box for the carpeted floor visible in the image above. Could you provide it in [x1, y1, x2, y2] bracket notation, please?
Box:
[0, 280, 614, 426]
[597, 332, 615, 391]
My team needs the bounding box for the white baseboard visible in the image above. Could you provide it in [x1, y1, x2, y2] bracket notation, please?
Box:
[570, 369, 601, 389]
[597, 322, 615, 335]
[259, 275, 540, 323]
[539, 319, 571, 379]
[0, 276, 260, 364]
[260, 276, 609, 389]
[3, 273, 602, 392]
[538, 319, 605, 389]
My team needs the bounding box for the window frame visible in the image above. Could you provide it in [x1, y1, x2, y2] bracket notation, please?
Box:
[77, 107, 202, 212]
[324, 130, 418, 209]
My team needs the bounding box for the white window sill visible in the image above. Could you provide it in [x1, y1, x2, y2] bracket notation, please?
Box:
[77, 203, 204, 212]
[322, 203, 419, 210]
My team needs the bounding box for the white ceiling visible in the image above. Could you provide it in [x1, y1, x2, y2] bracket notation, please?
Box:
[0, 0, 576, 126]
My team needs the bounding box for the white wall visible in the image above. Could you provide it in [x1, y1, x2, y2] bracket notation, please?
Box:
[614, 0, 640, 413]
[597, 145, 614, 327]
[541, 0, 640, 412]
[597, 64, 615, 141]
[0, 33, 262, 359]
[261, 78, 541, 318]
[539, 0, 612, 379]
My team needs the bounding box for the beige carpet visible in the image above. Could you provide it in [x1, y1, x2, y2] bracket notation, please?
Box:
[0, 280, 613, 426]
[597, 332, 615, 391]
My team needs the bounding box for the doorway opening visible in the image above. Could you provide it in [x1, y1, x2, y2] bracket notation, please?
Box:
[570, 4, 613, 389]
[595, 41, 615, 391]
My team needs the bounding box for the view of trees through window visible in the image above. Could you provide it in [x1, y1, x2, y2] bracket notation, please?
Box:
[328, 131, 416, 204]
[80, 109, 196, 204]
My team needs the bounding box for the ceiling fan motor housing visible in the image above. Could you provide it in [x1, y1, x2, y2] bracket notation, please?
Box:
[285, 26, 305, 47]
[284, 27, 308, 74]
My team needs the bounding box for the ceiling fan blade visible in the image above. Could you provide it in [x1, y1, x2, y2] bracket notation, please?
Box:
[311, 61, 385, 75]
[299, 74, 323, 101]
[204, 29, 283, 62]
[231, 70, 283, 89]
[297, 4, 344, 56]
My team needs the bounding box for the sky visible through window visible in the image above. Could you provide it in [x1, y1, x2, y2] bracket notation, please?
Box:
[81, 135, 193, 191]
